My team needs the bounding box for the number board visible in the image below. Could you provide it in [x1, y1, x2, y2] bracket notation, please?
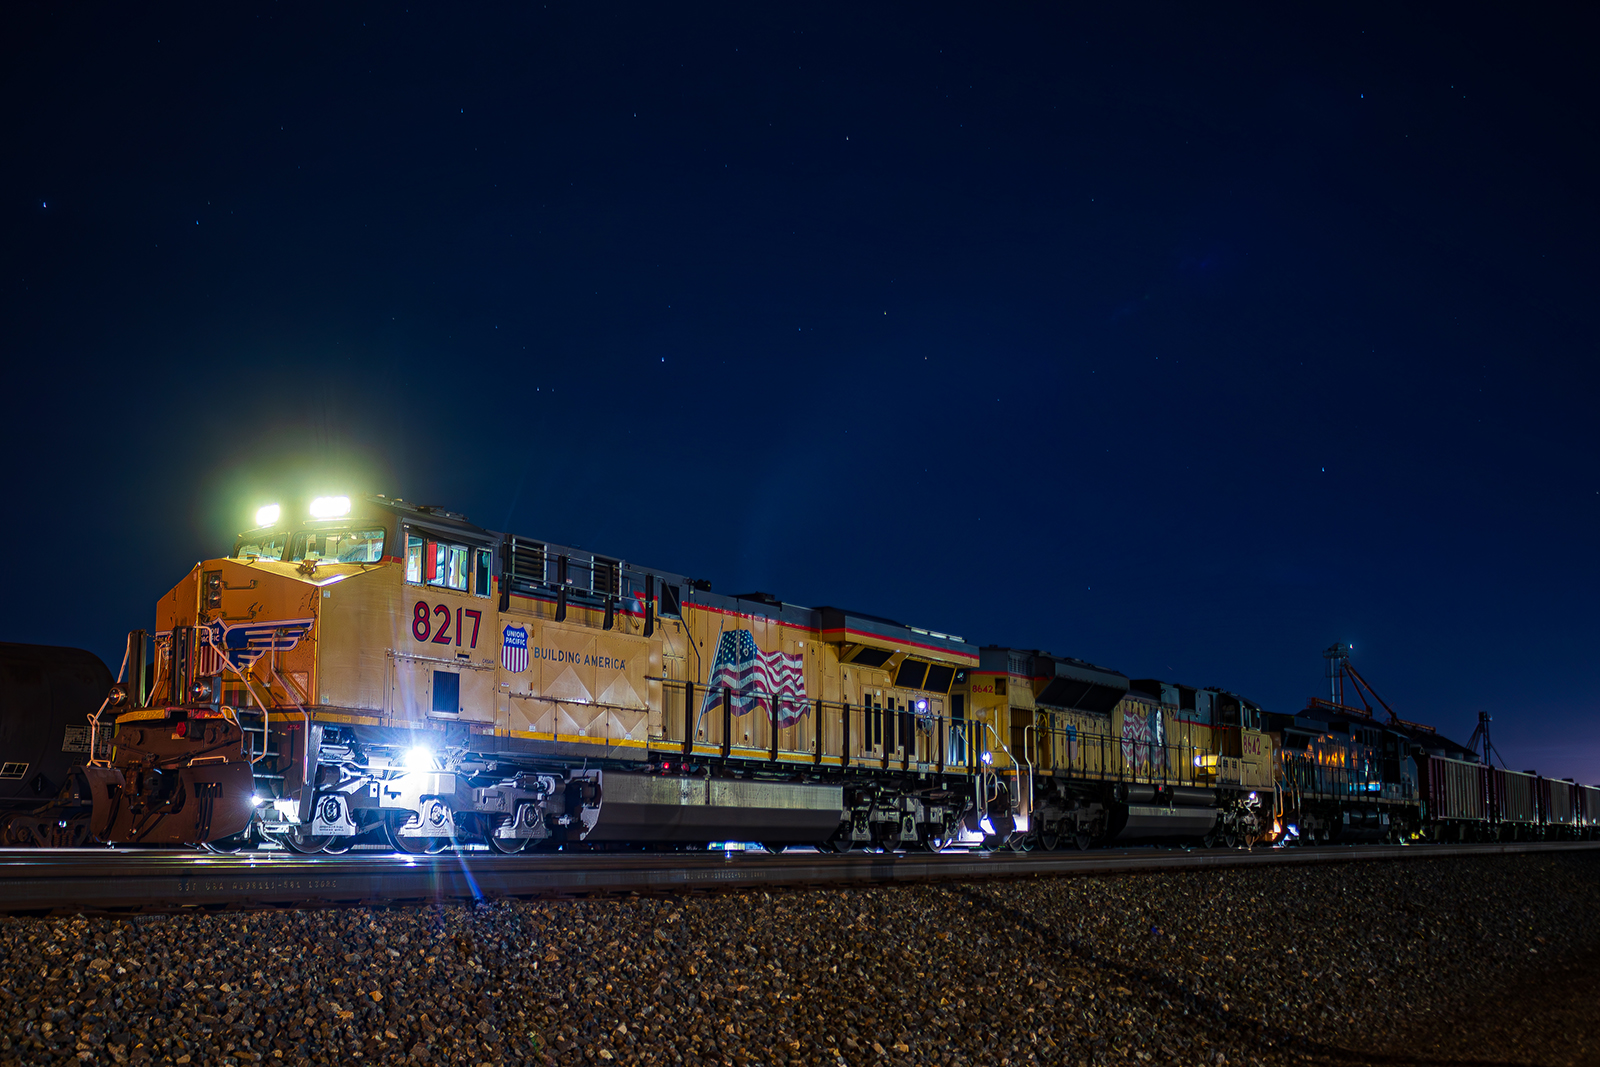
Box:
[411, 600, 483, 649]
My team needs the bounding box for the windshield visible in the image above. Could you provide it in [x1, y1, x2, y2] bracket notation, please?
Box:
[288, 527, 387, 564]
[235, 532, 287, 560]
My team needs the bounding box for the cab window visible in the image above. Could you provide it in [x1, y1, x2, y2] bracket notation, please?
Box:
[235, 532, 286, 560]
[406, 534, 491, 595]
[288, 528, 386, 564]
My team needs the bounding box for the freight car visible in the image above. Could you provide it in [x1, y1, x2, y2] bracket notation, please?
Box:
[0, 643, 115, 845]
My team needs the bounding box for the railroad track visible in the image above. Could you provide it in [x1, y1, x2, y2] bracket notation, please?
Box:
[0, 840, 1593, 915]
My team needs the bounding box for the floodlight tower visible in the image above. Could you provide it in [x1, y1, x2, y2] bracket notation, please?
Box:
[1323, 643, 1352, 706]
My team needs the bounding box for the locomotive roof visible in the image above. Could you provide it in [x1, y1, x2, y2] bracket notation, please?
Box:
[977, 647, 1130, 713]
[364, 497, 976, 657]
[1277, 703, 1479, 760]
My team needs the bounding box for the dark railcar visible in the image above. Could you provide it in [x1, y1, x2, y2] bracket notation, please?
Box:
[1419, 755, 1489, 839]
[1490, 768, 1539, 839]
[0, 643, 113, 806]
[1539, 777, 1580, 837]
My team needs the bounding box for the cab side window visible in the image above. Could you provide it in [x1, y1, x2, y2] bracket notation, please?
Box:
[406, 534, 492, 596]
[406, 535, 424, 583]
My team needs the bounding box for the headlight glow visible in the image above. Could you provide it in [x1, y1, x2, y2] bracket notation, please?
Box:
[310, 495, 351, 518]
[255, 503, 281, 527]
[405, 746, 435, 770]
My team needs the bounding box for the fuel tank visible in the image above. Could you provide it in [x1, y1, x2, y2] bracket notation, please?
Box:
[1105, 783, 1218, 842]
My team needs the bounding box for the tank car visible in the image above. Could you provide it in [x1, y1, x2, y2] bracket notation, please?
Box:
[0, 643, 113, 846]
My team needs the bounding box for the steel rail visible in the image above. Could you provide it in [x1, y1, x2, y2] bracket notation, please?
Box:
[0, 840, 1594, 915]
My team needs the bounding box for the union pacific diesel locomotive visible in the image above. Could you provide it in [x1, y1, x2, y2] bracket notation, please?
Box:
[1, 494, 1595, 851]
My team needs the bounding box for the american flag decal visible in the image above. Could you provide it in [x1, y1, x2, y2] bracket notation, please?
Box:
[502, 625, 529, 673]
[1120, 703, 1164, 772]
[699, 629, 810, 727]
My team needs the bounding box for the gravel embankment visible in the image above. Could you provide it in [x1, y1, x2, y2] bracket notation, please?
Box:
[0, 850, 1595, 1067]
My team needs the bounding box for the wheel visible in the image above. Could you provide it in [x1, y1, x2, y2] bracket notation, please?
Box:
[1223, 833, 1238, 849]
[1039, 830, 1061, 852]
[203, 830, 249, 854]
[479, 810, 530, 854]
[1201, 832, 1219, 849]
[487, 829, 528, 855]
[284, 830, 329, 854]
[393, 832, 447, 855]
[321, 835, 357, 855]
[760, 842, 787, 855]
[1010, 832, 1035, 852]
[1074, 831, 1094, 851]
[387, 813, 449, 855]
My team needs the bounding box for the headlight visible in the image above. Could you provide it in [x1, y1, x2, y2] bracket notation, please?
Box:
[255, 503, 281, 527]
[405, 746, 435, 770]
[310, 495, 351, 518]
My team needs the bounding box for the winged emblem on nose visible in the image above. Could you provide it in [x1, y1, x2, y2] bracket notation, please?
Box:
[199, 618, 317, 670]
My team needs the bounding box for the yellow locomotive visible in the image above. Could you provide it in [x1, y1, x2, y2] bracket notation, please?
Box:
[80, 493, 1279, 852]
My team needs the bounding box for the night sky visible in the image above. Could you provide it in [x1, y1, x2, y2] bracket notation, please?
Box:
[4, 4, 1597, 780]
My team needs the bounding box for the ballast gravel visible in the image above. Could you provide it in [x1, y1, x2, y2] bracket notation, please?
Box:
[0, 850, 1595, 1067]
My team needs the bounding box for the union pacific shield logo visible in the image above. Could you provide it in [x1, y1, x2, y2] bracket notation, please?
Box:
[502, 625, 529, 673]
